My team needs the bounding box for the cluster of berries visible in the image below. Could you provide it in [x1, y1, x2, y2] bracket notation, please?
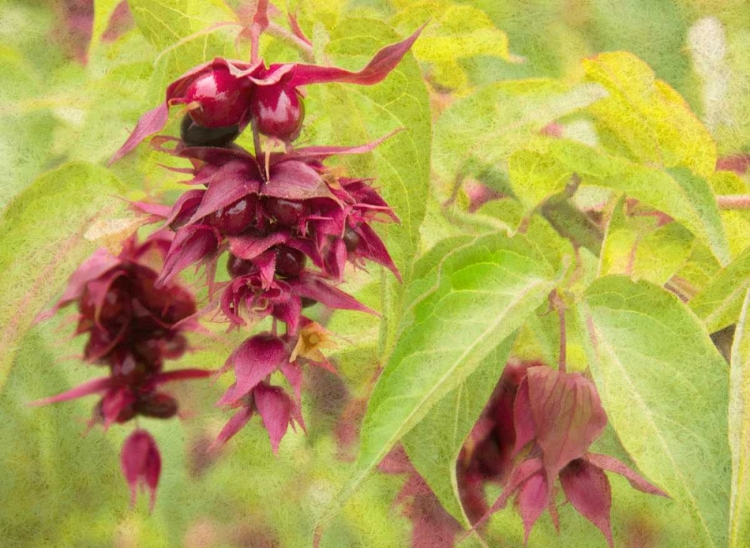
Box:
[32, 233, 211, 508]
[34, 0, 422, 509]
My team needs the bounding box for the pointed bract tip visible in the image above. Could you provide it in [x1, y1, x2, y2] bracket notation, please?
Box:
[121, 429, 161, 511]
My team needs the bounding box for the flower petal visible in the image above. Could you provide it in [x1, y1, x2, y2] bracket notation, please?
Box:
[584, 453, 669, 497]
[121, 429, 161, 511]
[211, 405, 254, 450]
[512, 376, 537, 456]
[289, 274, 378, 315]
[264, 160, 335, 200]
[355, 223, 401, 281]
[287, 24, 425, 87]
[526, 366, 607, 479]
[109, 103, 169, 164]
[188, 162, 261, 222]
[157, 225, 220, 286]
[517, 472, 551, 544]
[254, 383, 294, 454]
[27, 376, 114, 406]
[228, 230, 290, 261]
[227, 334, 289, 400]
[560, 458, 614, 547]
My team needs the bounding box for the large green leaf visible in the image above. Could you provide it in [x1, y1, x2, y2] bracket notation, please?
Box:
[690, 246, 750, 333]
[320, 232, 557, 531]
[580, 276, 730, 547]
[403, 333, 517, 526]
[0, 162, 128, 392]
[729, 290, 750, 546]
[583, 51, 716, 177]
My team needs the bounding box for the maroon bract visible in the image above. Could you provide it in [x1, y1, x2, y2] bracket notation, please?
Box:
[457, 360, 538, 524]
[121, 429, 162, 510]
[484, 365, 668, 545]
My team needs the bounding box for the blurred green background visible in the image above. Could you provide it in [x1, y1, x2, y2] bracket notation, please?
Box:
[2, 0, 750, 546]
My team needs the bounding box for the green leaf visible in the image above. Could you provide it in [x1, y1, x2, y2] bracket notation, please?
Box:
[320, 232, 557, 529]
[583, 51, 716, 177]
[581, 276, 730, 547]
[729, 290, 750, 546]
[432, 80, 608, 186]
[508, 149, 571, 211]
[0, 162, 127, 392]
[690, 246, 750, 333]
[128, 0, 237, 51]
[542, 140, 730, 265]
[402, 332, 517, 526]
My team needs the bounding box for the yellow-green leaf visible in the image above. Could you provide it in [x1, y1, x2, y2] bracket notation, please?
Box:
[583, 51, 716, 177]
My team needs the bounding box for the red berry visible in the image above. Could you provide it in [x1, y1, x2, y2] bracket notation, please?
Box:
[136, 392, 179, 419]
[275, 246, 306, 278]
[343, 227, 360, 252]
[184, 67, 251, 128]
[211, 196, 256, 236]
[227, 252, 255, 278]
[267, 198, 304, 226]
[180, 114, 240, 148]
[250, 82, 305, 141]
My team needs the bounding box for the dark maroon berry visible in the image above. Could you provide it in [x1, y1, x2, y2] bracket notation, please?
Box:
[301, 297, 317, 308]
[275, 246, 306, 278]
[250, 82, 305, 141]
[227, 252, 255, 278]
[211, 196, 256, 236]
[136, 392, 179, 419]
[162, 334, 188, 360]
[267, 198, 304, 226]
[184, 67, 251, 128]
[94, 399, 136, 424]
[110, 353, 151, 386]
[343, 227, 360, 252]
[180, 114, 240, 148]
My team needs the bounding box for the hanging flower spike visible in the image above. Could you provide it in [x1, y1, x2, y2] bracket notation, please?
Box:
[483, 365, 668, 546]
[121, 429, 162, 511]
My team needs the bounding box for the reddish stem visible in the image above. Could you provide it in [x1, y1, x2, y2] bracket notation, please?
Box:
[717, 195, 750, 210]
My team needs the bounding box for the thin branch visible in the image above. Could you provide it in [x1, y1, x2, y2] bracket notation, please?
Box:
[550, 290, 567, 373]
[718, 195, 750, 210]
[267, 22, 315, 62]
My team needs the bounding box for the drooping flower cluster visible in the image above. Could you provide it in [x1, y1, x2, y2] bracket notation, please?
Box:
[108, 4, 421, 457]
[31, 232, 212, 508]
[465, 363, 668, 546]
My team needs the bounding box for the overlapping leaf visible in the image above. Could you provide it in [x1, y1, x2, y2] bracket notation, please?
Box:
[583, 51, 716, 177]
[320, 232, 557, 530]
[581, 276, 730, 547]
[729, 290, 750, 546]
